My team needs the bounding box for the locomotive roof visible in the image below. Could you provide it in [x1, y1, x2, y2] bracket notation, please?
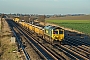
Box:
[50, 26, 62, 29]
[44, 25, 62, 30]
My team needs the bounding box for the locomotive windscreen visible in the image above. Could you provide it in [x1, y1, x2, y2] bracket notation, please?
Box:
[53, 31, 58, 34]
[59, 31, 63, 34]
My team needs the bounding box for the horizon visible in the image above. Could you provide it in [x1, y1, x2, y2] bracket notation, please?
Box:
[0, 13, 89, 15]
[0, 0, 90, 15]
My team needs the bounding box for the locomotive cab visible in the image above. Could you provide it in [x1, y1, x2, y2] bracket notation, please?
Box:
[52, 27, 64, 44]
[44, 25, 64, 45]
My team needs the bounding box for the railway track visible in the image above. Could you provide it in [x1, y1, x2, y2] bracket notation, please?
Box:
[6, 20, 30, 60]
[65, 36, 90, 53]
[39, 23, 90, 60]
[64, 36, 90, 60]
[17, 22, 86, 60]
[13, 21, 73, 60]
[15, 22, 66, 60]
[18, 22, 79, 60]
[35, 22, 90, 60]
[17, 21, 90, 60]
[6, 19, 90, 60]
[7, 19, 63, 60]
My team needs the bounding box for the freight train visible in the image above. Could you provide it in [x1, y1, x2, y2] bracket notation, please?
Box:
[13, 17, 64, 45]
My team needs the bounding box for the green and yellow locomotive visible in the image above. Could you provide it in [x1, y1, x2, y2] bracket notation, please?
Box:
[44, 25, 64, 44]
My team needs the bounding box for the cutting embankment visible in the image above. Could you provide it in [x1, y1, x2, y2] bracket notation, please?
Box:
[0, 18, 21, 60]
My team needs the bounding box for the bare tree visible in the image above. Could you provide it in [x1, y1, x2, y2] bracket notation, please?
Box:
[38, 15, 45, 22]
[20, 16, 24, 21]
[24, 16, 30, 23]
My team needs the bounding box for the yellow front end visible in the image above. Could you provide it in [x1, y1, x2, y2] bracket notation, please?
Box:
[52, 29, 64, 41]
[14, 18, 20, 23]
[58, 33, 64, 41]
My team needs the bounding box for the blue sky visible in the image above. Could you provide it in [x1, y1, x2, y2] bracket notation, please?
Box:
[0, 0, 90, 15]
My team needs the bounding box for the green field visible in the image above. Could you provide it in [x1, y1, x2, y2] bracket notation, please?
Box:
[46, 20, 90, 35]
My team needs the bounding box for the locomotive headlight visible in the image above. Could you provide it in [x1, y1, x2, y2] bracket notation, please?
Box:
[55, 36, 59, 39]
